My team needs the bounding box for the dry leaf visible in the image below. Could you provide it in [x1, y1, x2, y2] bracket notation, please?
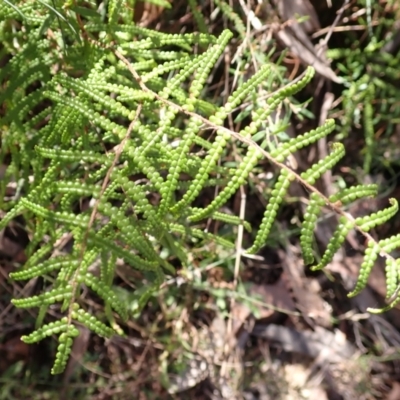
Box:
[252, 323, 356, 362]
[231, 278, 297, 333]
[278, 248, 332, 328]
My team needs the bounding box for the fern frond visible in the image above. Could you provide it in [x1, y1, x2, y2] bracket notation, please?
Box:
[0, 203, 24, 231]
[190, 146, 262, 221]
[20, 198, 89, 229]
[329, 184, 378, 205]
[188, 0, 209, 34]
[71, 306, 115, 338]
[79, 273, 128, 321]
[51, 331, 76, 375]
[35, 146, 112, 164]
[3, 3, 400, 377]
[348, 241, 381, 297]
[312, 216, 355, 271]
[157, 30, 233, 215]
[363, 83, 375, 172]
[213, 0, 246, 38]
[384, 258, 400, 300]
[192, 209, 252, 232]
[12, 285, 74, 308]
[247, 169, 294, 254]
[355, 198, 398, 232]
[302, 143, 345, 184]
[241, 67, 315, 139]
[300, 193, 325, 265]
[272, 119, 335, 162]
[350, 233, 400, 300]
[171, 64, 272, 214]
[87, 233, 162, 273]
[21, 318, 79, 344]
[10, 254, 70, 283]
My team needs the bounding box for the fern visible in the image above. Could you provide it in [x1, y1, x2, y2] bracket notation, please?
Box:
[327, 2, 400, 172]
[1, 0, 400, 375]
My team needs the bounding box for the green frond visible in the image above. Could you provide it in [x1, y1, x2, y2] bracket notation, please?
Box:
[1, 0, 27, 19]
[3, 3, 400, 377]
[53, 74, 133, 118]
[35, 146, 112, 166]
[12, 285, 73, 308]
[213, 0, 246, 38]
[312, 216, 355, 271]
[355, 198, 398, 232]
[300, 193, 326, 265]
[240, 67, 315, 139]
[71, 307, 116, 338]
[277, 67, 316, 98]
[100, 252, 118, 286]
[10, 258, 79, 281]
[367, 234, 400, 312]
[191, 228, 236, 249]
[20, 198, 89, 229]
[188, 30, 233, 103]
[79, 273, 128, 321]
[190, 146, 262, 221]
[98, 201, 160, 263]
[56, 182, 102, 199]
[301, 142, 345, 185]
[111, 173, 163, 225]
[156, 114, 205, 217]
[329, 184, 378, 205]
[169, 223, 235, 249]
[368, 296, 400, 314]
[142, 57, 193, 83]
[247, 169, 294, 254]
[188, 0, 209, 34]
[51, 330, 76, 375]
[0, 203, 24, 231]
[87, 233, 162, 273]
[157, 31, 233, 216]
[43, 91, 126, 138]
[272, 119, 335, 162]
[107, 0, 124, 26]
[348, 232, 400, 304]
[157, 34, 220, 101]
[171, 64, 272, 215]
[384, 258, 400, 299]
[196, 210, 252, 232]
[22, 242, 54, 270]
[348, 241, 381, 297]
[21, 317, 78, 344]
[301, 183, 381, 267]
[362, 82, 375, 173]
[170, 128, 231, 213]
[379, 234, 400, 258]
[222, 64, 272, 116]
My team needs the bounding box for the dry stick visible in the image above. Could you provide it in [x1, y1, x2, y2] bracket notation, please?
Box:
[221, 185, 247, 380]
[316, 0, 351, 57]
[112, 50, 400, 303]
[66, 106, 143, 327]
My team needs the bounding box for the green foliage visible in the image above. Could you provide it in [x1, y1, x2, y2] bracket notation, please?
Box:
[1, 0, 400, 376]
[328, 1, 400, 173]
